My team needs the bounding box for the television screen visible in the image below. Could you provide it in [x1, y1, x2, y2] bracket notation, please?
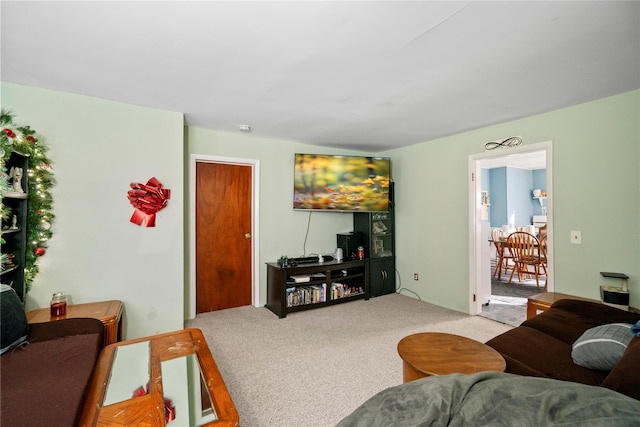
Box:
[293, 153, 391, 212]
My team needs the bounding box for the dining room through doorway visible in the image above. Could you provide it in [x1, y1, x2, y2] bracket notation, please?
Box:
[469, 140, 553, 318]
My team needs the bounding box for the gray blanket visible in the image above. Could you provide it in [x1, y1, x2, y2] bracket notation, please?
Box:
[337, 372, 640, 426]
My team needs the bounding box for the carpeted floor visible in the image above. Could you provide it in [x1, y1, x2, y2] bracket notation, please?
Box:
[186, 293, 512, 427]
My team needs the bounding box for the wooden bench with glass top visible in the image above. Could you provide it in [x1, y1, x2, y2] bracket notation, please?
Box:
[79, 328, 238, 426]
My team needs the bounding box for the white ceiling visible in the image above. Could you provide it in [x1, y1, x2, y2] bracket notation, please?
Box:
[2, 1, 639, 152]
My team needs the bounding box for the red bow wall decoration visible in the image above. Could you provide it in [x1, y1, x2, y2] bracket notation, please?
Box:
[127, 177, 171, 227]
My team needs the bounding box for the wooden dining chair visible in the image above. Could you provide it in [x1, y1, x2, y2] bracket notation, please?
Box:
[538, 224, 547, 240]
[491, 228, 513, 280]
[506, 231, 546, 288]
[539, 235, 548, 276]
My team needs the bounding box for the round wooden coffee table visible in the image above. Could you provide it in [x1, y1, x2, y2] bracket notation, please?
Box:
[397, 332, 506, 383]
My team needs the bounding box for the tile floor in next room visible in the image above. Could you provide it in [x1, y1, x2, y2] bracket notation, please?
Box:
[480, 263, 546, 327]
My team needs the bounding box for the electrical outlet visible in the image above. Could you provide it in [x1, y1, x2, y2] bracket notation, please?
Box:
[414, 273, 419, 281]
[571, 230, 582, 244]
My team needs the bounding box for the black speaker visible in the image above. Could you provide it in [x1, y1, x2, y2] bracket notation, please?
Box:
[337, 232, 362, 260]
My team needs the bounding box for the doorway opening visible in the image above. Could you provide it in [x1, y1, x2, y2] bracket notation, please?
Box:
[468, 141, 554, 324]
[188, 154, 261, 319]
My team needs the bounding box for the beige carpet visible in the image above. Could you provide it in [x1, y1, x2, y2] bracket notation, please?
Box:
[186, 293, 512, 427]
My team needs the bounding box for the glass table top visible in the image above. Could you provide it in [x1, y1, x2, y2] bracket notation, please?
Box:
[103, 338, 217, 425]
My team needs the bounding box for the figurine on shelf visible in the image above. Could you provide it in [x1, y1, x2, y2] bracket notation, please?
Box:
[9, 167, 24, 193]
[2, 253, 16, 270]
[10, 214, 18, 230]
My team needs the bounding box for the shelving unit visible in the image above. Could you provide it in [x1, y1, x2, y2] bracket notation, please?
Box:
[266, 259, 369, 318]
[2, 151, 29, 302]
[353, 194, 395, 297]
[533, 196, 547, 206]
[533, 195, 547, 216]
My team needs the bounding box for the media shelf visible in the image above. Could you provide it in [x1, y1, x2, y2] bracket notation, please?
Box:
[266, 259, 369, 318]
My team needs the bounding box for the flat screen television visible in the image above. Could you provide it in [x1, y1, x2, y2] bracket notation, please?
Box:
[293, 153, 391, 212]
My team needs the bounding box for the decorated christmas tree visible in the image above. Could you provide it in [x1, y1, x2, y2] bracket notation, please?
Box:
[1, 109, 55, 291]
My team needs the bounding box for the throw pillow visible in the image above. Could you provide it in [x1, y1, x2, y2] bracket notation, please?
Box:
[0, 284, 29, 354]
[572, 323, 634, 371]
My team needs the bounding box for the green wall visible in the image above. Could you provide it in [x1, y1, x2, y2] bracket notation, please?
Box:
[187, 89, 639, 313]
[384, 90, 639, 312]
[186, 128, 360, 307]
[1, 82, 185, 339]
[3, 80, 638, 326]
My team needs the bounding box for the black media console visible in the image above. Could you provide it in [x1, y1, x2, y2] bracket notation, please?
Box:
[265, 259, 369, 318]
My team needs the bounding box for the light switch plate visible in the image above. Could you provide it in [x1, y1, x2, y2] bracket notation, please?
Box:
[571, 230, 582, 244]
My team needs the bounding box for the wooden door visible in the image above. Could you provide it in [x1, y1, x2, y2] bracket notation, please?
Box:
[196, 162, 252, 313]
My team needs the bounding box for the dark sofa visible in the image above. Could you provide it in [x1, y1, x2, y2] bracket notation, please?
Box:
[1, 285, 105, 427]
[486, 298, 640, 399]
[336, 299, 640, 426]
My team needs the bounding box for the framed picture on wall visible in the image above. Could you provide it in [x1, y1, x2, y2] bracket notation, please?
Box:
[480, 191, 490, 206]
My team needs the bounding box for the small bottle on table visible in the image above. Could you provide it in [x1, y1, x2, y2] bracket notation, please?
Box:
[50, 292, 67, 316]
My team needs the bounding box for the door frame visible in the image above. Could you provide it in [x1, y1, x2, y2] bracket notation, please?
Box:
[188, 154, 260, 319]
[468, 140, 554, 315]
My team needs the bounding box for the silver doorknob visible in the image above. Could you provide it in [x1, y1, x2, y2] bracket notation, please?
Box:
[245, 233, 251, 239]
